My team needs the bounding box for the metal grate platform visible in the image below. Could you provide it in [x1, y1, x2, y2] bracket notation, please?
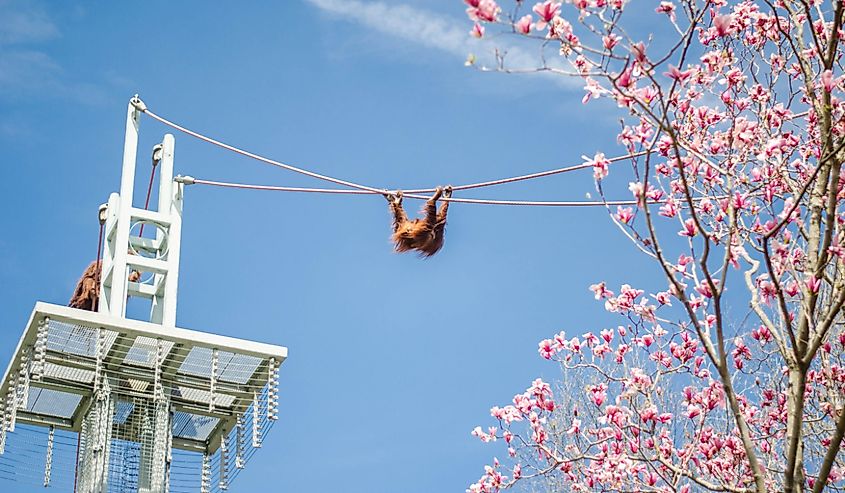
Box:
[0, 302, 286, 492]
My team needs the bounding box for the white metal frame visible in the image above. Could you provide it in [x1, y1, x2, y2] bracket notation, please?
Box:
[100, 97, 183, 326]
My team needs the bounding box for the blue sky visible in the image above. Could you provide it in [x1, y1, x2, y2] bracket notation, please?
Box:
[0, 1, 662, 492]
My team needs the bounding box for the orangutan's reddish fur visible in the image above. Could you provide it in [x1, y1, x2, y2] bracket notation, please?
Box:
[69, 259, 141, 312]
[388, 186, 451, 257]
[69, 260, 101, 311]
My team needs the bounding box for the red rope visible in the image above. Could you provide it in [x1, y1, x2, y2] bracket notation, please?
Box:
[186, 177, 743, 207]
[96, 222, 104, 268]
[143, 109, 386, 193]
[138, 163, 158, 236]
[93, 219, 105, 310]
[138, 103, 808, 197]
[142, 107, 648, 195]
[189, 178, 641, 206]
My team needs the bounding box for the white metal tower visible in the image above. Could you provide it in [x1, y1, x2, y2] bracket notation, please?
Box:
[100, 96, 183, 326]
[0, 96, 287, 493]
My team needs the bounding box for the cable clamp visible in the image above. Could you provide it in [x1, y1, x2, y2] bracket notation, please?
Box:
[152, 143, 163, 166]
[174, 175, 195, 185]
[130, 94, 147, 112]
[98, 203, 108, 225]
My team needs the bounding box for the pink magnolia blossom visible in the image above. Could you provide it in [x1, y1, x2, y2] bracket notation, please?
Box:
[585, 152, 610, 179]
[616, 206, 634, 224]
[694, 280, 717, 298]
[733, 192, 749, 210]
[630, 41, 647, 63]
[602, 34, 621, 50]
[645, 185, 663, 201]
[806, 275, 821, 293]
[538, 339, 555, 359]
[616, 67, 634, 88]
[582, 78, 604, 103]
[588, 383, 607, 406]
[751, 325, 773, 344]
[685, 404, 702, 419]
[515, 15, 532, 34]
[653, 291, 671, 306]
[472, 426, 497, 442]
[676, 254, 693, 271]
[466, 0, 500, 22]
[678, 218, 697, 237]
[713, 14, 734, 37]
[659, 198, 678, 218]
[731, 337, 752, 369]
[532, 1, 561, 31]
[821, 69, 836, 92]
[589, 281, 613, 299]
[627, 181, 644, 204]
[664, 64, 693, 84]
[655, 1, 676, 21]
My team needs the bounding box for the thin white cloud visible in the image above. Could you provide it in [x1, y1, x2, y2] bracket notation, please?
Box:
[0, 0, 107, 105]
[305, 0, 580, 88]
[307, 0, 474, 58]
[0, 0, 58, 45]
[0, 49, 59, 87]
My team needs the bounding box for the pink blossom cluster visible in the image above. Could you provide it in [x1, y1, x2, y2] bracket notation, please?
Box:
[461, 0, 845, 491]
[469, 279, 801, 492]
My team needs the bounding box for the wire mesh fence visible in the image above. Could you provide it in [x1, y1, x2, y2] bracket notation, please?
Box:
[0, 308, 282, 493]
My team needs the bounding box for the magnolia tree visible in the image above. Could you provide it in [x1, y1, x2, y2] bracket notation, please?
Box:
[461, 1, 845, 492]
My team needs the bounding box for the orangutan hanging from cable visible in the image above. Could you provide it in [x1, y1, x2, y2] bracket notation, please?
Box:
[385, 186, 452, 257]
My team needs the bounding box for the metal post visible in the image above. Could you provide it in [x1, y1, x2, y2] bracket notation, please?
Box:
[94, 328, 104, 393]
[145, 398, 171, 493]
[209, 349, 218, 413]
[150, 133, 181, 326]
[17, 347, 30, 410]
[99, 193, 120, 316]
[108, 97, 141, 317]
[252, 391, 261, 449]
[165, 411, 173, 493]
[5, 366, 18, 433]
[32, 318, 48, 381]
[200, 454, 211, 493]
[268, 359, 279, 421]
[218, 429, 228, 491]
[165, 165, 185, 327]
[79, 380, 114, 493]
[0, 399, 6, 455]
[235, 414, 245, 470]
[44, 425, 55, 487]
[154, 339, 164, 402]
